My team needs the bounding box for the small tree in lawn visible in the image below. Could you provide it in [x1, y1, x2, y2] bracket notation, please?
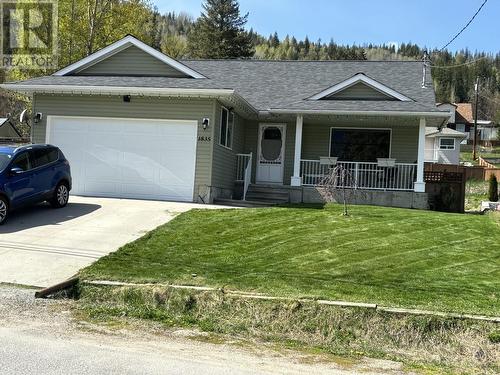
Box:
[316, 164, 360, 216]
[488, 174, 499, 202]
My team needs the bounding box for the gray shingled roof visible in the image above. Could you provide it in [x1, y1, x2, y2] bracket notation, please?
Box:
[5, 59, 443, 114]
[426, 127, 467, 138]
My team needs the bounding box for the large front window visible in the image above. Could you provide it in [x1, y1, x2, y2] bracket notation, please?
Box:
[330, 128, 391, 162]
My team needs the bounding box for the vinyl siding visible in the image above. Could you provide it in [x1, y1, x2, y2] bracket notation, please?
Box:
[243, 117, 419, 186]
[301, 118, 419, 163]
[75, 45, 190, 77]
[211, 102, 245, 191]
[435, 138, 460, 165]
[33, 94, 215, 201]
[325, 82, 395, 100]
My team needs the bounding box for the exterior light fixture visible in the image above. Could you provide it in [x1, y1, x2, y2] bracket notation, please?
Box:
[34, 112, 43, 123]
[202, 118, 210, 130]
[123, 95, 131, 102]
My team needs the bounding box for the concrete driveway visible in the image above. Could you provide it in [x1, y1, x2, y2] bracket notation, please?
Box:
[0, 196, 223, 287]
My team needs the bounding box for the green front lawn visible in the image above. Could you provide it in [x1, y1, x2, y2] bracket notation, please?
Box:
[81, 205, 500, 316]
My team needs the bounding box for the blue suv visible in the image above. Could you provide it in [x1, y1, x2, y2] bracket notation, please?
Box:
[0, 144, 72, 224]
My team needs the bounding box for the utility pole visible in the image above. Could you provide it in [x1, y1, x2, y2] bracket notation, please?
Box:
[472, 77, 480, 160]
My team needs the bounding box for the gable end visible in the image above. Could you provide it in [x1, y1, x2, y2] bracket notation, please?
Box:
[73, 45, 190, 77]
[322, 81, 398, 101]
[309, 73, 413, 102]
[54, 35, 205, 79]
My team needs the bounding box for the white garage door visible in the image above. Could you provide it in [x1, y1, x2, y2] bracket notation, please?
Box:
[47, 116, 198, 202]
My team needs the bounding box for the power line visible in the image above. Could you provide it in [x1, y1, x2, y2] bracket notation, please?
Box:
[440, 0, 488, 52]
[426, 57, 488, 69]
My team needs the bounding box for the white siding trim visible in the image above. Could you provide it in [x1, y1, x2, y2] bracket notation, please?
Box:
[267, 109, 451, 118]
[308, 73, 413, 101]
[53, 35, 206, 79]
[0, 84, 233, 97]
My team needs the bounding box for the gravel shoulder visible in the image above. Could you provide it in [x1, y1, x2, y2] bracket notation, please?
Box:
[0, 284, 409, 375]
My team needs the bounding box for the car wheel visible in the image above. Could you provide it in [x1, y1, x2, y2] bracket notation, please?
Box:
[0, 196, 8, 225]
[50, 182, 69, 208]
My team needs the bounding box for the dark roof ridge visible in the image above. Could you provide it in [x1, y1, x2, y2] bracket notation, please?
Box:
[181, 59, 422, 63]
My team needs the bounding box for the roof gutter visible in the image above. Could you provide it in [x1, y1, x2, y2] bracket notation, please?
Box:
[0, 84, 235, 98]
[265, 109, 452, 118]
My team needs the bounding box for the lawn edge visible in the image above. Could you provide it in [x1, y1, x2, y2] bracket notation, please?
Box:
[82, 280, 500, 323]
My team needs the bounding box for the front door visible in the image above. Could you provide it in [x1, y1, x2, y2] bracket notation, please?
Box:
[256, 124, 286, 184]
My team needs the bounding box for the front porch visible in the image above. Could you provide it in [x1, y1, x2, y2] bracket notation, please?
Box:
[231, 114, 430, 208]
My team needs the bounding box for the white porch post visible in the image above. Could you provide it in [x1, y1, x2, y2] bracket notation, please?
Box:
[415, 117, 426, 192]
[291, 114, 303, 186]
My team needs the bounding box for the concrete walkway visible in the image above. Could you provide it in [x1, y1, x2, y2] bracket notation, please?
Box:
[0, 196, 224, 287]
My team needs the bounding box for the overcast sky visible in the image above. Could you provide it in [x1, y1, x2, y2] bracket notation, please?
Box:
[155, 0, 498, 53]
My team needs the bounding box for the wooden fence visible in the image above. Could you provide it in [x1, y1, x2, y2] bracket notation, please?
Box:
[478, 157, 500, 181]
[424, 162, 484, 181]
[424, 168, 466, 213]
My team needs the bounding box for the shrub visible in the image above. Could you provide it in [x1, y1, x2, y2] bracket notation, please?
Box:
[488, 175, 498, 202]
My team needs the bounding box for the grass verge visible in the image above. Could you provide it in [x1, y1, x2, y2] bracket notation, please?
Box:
[77, 284, 500, 375]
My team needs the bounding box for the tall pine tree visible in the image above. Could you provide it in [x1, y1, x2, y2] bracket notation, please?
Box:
[187, 0, 253, 59]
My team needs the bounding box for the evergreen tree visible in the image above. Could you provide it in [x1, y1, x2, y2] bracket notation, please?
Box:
[187, 0, 253, 59]
[149, 7, 162, 50]
[488, 175, 499, 202]
[269, 32, 280, 48]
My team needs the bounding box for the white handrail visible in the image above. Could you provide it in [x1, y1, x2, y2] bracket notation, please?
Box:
[243, 152, 252, 200]
[236, 153, 251, 181]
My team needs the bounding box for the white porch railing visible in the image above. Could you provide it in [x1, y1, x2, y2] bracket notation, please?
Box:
[300, 160, 417, 191]
[236, 153, 253, 200]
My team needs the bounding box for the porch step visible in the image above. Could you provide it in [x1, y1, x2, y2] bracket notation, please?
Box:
[247, 184, 291, 195]
[245, 184, 290, 204]
[245, 192, 289, 203]
[213, 198, 278, 208]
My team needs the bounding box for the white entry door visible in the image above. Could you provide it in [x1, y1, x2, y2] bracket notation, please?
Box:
[256, 124, 286, 184]
[46, 116, 198, 202]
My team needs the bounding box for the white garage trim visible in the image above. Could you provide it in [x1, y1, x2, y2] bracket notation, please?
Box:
[46, 115, 198, 202]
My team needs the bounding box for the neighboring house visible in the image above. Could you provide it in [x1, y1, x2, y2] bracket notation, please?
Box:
[0, 117, 23, 142]
[0, 35, 450, 209]
[425, 127, 466, 164]
[438, 102, 497, 145]
[475, 120, 498, 143]
[437, 102, 473, 144]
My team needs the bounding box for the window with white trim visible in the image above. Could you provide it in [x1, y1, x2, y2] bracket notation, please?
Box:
[439, 138, 455, 150]
[219, 107, 234, 149]
[330, 128, 391, 162]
